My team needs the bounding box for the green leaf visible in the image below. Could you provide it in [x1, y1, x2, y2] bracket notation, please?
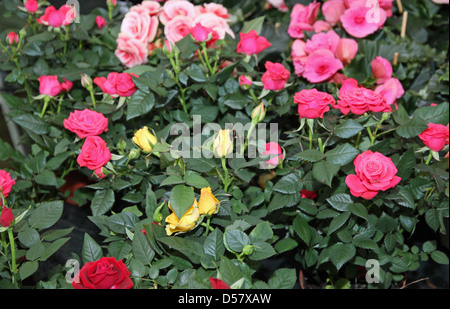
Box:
[349, 203, 369, 220]
[12, 114, 49, 135]
[274, 238, 298, 253]
[19, 261, 39, 280]
[126, 90, 155, 120]
[224, 230, 250, 253]
[241, 16, 265, 34]
[431, 251, 449, 265]
[90, 189, 115, 216]
[325, 143, 359, 166]
[249, 221, 273, 243]
[327, 212, 351, 235]
[396, 116, 428, 138]
[186, 64, 207, 82]
[272, 173, 302, 194]
[35, 169, 58, 187]
[82, 233, 103, 263]
[158, 236, 203, 264]
[40, 237, 70, 261]
[326, 194, 354, 211]
[386, 187, 416, 209]
[395, 148, 416, 180]
[293, 216, 312, 246]
[414, 102, 449, 125]
[28, 200, 63, 230]
[295, 149, 325, 162]
[169, 185, 195, 219]
[203, 229, 225, 261]
[267, 192, 301, 212]
[352, 238, 379, 250]
[268, 268, 297, 289]
[312, 161, 340, 187]
[334, 119, 364, 139]
[132, 229, 155, 265]
[184, 173, 210, 189]
[329, 243, 356, 270]
[18, 228, 40, 248]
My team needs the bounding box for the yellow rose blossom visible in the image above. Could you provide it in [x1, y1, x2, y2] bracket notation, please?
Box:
[165, 199, 200, 236]
[213, 129, 233, 158]
[132, 126, 157, 153]
[198, 187, 219, 216]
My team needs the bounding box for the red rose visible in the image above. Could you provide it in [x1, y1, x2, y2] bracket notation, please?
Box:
[300, 189, 317, 199]
[209, 277, 230, 289]
[63, 109, 109, 139]
[261, 61, 290, 91]
[0, 170, 15, 198]
[333, 86, 391, 115]
[418, 123, 449, 152]
[77, 136, 112, 177]
[345, 150, 401, 200]
[236, 30, 271, 55]
[0, 205, 14, 228]
[72, 257, 133, 289]
[294, 88, 335, 119]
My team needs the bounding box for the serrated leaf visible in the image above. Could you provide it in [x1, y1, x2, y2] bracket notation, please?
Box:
[334, 119, 364, 138]
[169, 185, 195, 219]
[268, 268, 297, 289]
[224, 230, 250, 253]
[326, 194, 354, 211]
[132, 229, 155, 265]
[19, 261, 39, 280]
[293, 216, 312, 246]
[312, 161, 340, 187]
[329, 243, 356, 270]
[327, 212, 351, 235]
[126, 90, 155, 120]
[28, 200, 63, 230]
[267, 192, 301, 212]
[90, 189, 115, 216]
[272, 173, 302, 194]
[396, 116, 428, 138]
[431, 251, 449, 265]
[82, 233, 103, 263]
[204, 229, 225, 261]
[325, 143, 359, 166]
[352, 238, 378, 250]
[295, 149, 325, 162]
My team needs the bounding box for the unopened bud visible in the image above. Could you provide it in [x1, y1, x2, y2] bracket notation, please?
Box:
[128, 148, 141, 160]
[243, 244, 254, 256]
[80, 73, 93, 90]
[239, 75, 252, 90]
[251, 102, 265, 124]
[213, 129, 233, 158]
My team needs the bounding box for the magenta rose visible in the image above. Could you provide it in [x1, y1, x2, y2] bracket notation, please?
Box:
[333, 85, 391, 115]
[77, 136, 112, 177]
[261, 61, 290, 91]
[72, 257, 133, 289]
[346, 150, 401, 199]
[293, 88, 335, 119]
[0, 170, 15, 198]
[236, 30, 271, 55]
[24, 0, 38, 13]
[63, 109, 109, 139]
[38, 75, 72, 97]
[418, 123, 450, 152]
[94, 72, 138, 97]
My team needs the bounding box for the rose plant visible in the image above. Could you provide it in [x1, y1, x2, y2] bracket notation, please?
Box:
[0, 0, 448, 290]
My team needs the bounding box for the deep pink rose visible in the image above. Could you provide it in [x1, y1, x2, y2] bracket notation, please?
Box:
[0, 170, 15, 198]
[25, 0, 38, 13]
[374, 77, 404, 106]
[63, 109, 109, 139]
[0, 205, 14, 228]
[418, 123, 450, 152]
[77, 136, 112, 176]
[293, 88, 335, 119]
[371, 56, 393, 84]
[287, 1, 320, 38]
[303, 49, 344, 83]
[340, 4, 386, 38]
[96, 16, 107, 29]
[236, 30, 271, 55]
[115, 33, 148, 68]
[334, 85, 391, 115]
[335, 38, 358, 65]
[345, 150, 401, 199]
[189, 23, 219, 47]
[38, 75, 72, 96]
[6, 32, 18, 45]
[261, 61, 290, 91]
[322, 0, 346, 25]
[94, 72, 138, 97]
[263, 142, 283, 166]
[37, 5, 75, 27]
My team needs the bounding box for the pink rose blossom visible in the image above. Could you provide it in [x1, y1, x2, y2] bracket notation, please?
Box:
[335, 38, 358, 65]
[267, 0, 289, 12]
[159, 0, 196, 25]
[294, 88, 335, 119]
[313, 20, 332, 33]
[37, 5, 76, 27]
[261, 61, 290, 91]
[236, 30, 271, 55]
[334, 85, 391, 115]
[164, 15, 193, 43]
[302, 49, 344, 83]
[322, 0, 346, 25]
[193, 12, 234, 39]
[304, 30, 340, 54]
[6, 32, 18, 45]
[287, 1, 320, 38]
[419, 123, 450, 152]
[371, 56, 393, 84]
[77, 136, 112, 177]
[94, 72, 138, 97]
[25, 0, 38, 13]
[0, 205, 14, 228]
[96, 16, 107, 29]
[263, 142, 283, 167]
[131, 1, 161, 16]
[0, 170, 15, 199]
[115, 33, 148, 68]
[202, 3, 231, 19]
[38, 75, 72, 96]
[340, 4, 387, 38]
[63, 109, 109, 139]
[374, 77, 404, 106]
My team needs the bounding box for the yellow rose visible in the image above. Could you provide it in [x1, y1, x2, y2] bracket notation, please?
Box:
[165, 199, 200, 236]
[132, 126, 157, 153]
[198, 187, 219, 216]
[213, 129, 233, 158]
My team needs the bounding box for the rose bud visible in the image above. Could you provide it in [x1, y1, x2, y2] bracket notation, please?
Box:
[132, 126, 158, 154]
[213, 129, 234, 158]
[198, 187, 219, 216]
[165, 200, 200, 235]
[251, 102, 266, 124]
[6, 31, 18, 45]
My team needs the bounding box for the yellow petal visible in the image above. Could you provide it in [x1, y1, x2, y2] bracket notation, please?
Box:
[198, 187, 219, 216]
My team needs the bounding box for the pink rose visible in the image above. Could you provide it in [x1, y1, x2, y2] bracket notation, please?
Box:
[346, 150, 401, 199]
[0, 170, 15, 198]
[418, 123, 450, 152]
[374, 77, 404, 106]
[115, 33, 148, 68]
[96, 16, 107, 29]
[371, 56, 392, 84]
[302, 49, 344, 83]
[201, 3, 231, 19]
[6, 31, 18, 45]
[63, 109, 109, 139]
[239, 75, 252, 88]
[263, 142, 283, 166]
[334, 85, 391, 115]
[339, 77, 359, 96]
[304, 30, 340, 54]
[25, 0, 38, 13]
[291, 39, 307, 60]
[38, 75, 72, 97]
[131, 1, 161, 16]
[159, 0, 196, 25]
[189, 23, 219, 47]
[313, 20, 332, 33]
[164, 15, 193, 43]
[335, 38, 358, 65]
[121, 10, 158, 43]
[37, 5, 75, 27]
[322, 0, 346, 25]
[94, 72, 138, 97]
[77, 136, 112, 176]
[193, 13, 234, 39]
[293, 88, 335, 119]
[236, 30, 271, 55]
[340, 4, 387, 38]
[261, 61, 290, 91]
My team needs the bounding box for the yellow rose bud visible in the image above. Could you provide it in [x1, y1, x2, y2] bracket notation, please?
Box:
[198, 187, 219, 216]
[213, 129, 233, 158]
[165, 199, 200, 236]
[132, 126, 157, 154]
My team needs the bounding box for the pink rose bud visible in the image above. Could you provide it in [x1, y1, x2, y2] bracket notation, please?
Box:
[251, 102, 265, 123]
[0, 205, 14, 228]
[107, 0, 117, 7]
[263, 142, 283, 167]
[96, 16, 107, 29]
[24, 0, 38, 13]
[6, 31, 18, 45]
[371, 56, 393, 84]
[38, 75, 72, 97]
[418, 123, 449, 152]
[0, 170, 15, 199]
[239, 75, 252, 90]
[335, 38, 358, 65]
[189, 23, 210, 42]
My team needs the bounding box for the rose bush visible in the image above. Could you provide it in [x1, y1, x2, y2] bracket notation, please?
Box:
[0, 0, 448, 291]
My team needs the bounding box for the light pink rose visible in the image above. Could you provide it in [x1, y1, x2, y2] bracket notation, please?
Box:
[322, 0, 346, 25]
[304, 30, 340, 54]
[131, 0, 161, 16]
[115, 33, 148, 68]
[193, 13, 234, 39]
[340, 4, 387, 38]
[202, 3, 231, 19]
[334, 85, 391, 115]
[335, 38, 358, 65]
[159, 0, 196, 25]
[371, 56, 393, 84]
[346, 150, 401, 200]
[291, 39, 307, 60]
[63, 109, 109, 139]
[121, 11, 151, 43]
[374, 77, 404, 106]
[263, 142, 283, 166]
[313, 20, 332, 32]
[164, 15, 193, 43]
[303, 49, 344, 83]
